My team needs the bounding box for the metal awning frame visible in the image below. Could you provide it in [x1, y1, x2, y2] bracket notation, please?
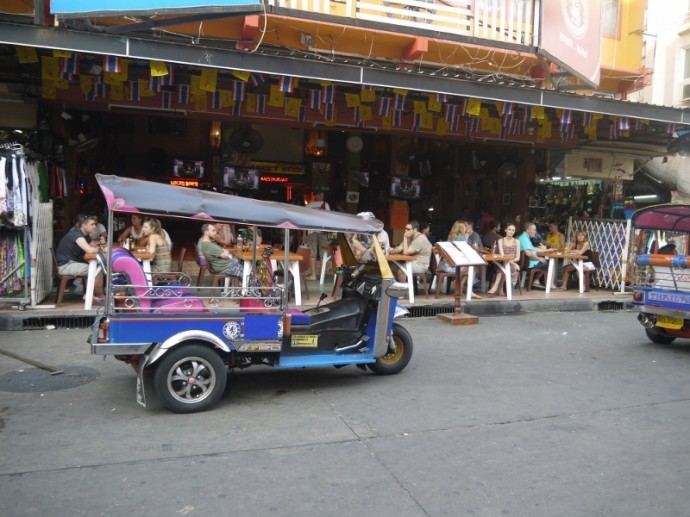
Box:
[2, 21, 690, 125]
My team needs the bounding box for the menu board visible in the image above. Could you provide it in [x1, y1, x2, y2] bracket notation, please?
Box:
[437, 241, 486, 267]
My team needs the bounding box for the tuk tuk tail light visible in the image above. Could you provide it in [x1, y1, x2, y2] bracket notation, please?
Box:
[97, 318, 110, 343]
[632, 291, 644, 302]
[283, 313, 292, 337]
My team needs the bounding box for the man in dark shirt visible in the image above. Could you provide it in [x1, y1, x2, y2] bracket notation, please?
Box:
[56, 214, 105, 300]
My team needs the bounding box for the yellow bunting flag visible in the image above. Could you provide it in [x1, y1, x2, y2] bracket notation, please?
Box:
[80, 76, 94, 95]
[41, 56, 60, 81]
[360, 88, 376, 103]
[325, 117, 337, 127]
[138, 78, 155, 97]
[193, 93, 208, 112]
[246, 93, 257, 113]
[150, 60, 168, 77]
[381, 115, 392, 131]
[465, 97, 481, 116]
[359, 105, 373, 121]
[232, 70, 250, 82]
[42, 81, 57, 100]
[268, 85, 285, 107]
[104, 61, 128, 85]
[190, 75, 203, 95]
[436, 118, 449, 136]
[285, 97, 302, 118]
[345, 93, 360, 108]
[392, 88, 408, 96]
[199, 68, 218, 92]
[16, 46, 38, 64]
[531, 106, 545, 120]
[54, 78, 69, 90]
[420, 112, 433, 129]
[53, 50, 72, 58]
[220, 89, 234, 108]
[413, 100, 427, 114]
[427, 94, 441, 113]
[320, 80, 331, 86]
[110, 83, 124, 101]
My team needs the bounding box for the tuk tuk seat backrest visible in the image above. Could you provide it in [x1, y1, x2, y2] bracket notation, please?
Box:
[111, 248, 153, 311]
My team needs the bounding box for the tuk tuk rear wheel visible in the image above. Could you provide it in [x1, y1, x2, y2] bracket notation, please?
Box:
[368, 322, 413, 375]
[645, 328, 676, 345]
[153, 344, 227, 413]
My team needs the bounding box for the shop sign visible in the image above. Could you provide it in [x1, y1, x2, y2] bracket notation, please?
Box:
[169, 178, 200, 188]
[51, 0, 262, 17]
[252, 162, 305, 176]
[261, 176, 291, 184]
[564, 151, 634, 181]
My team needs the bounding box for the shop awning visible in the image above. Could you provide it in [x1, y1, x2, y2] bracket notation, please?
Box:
[2, 21, 690, 126]
[96, 174, 384, 233]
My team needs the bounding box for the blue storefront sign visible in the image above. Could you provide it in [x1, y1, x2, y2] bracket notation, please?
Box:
[51, 0, 262, 17]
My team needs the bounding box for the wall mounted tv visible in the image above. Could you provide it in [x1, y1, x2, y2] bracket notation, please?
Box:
[222, 165, 260, 190]
[390, 176, 421, 200]
[173, 159, 204, 178]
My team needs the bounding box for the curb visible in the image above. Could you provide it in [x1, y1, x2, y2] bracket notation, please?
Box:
[0, 295, 634, 331]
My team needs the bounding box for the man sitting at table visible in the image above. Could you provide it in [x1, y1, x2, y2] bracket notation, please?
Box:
[55, 214, 105, 302]
[199, 224, 243, 280]
[390, 220, 432, 283]
[518, 222, 549, 287]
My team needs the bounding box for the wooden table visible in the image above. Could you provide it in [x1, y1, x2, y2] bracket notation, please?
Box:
[481, 253, 519, 300]
[84, 249, 155, 310]
[227, 248, 305, 305]
[387, 253, 417, 303]
[544, 251, 588, 293]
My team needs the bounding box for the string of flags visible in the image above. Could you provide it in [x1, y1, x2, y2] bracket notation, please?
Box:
[15, 44, 656, 143]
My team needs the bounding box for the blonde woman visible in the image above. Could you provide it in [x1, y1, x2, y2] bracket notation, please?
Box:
[440, 220, 467, 272]
[142, 217, 172, 273]
[486, 223, 520, 296]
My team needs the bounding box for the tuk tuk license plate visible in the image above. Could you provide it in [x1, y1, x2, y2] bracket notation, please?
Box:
[656, 316, 684, 329]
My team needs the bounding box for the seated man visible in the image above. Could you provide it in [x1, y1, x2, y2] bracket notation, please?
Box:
[199, 223, 243, 279]
[518, 222, 548, 286]
[55, 214, 105, 302]
[390, 220, 432, 283]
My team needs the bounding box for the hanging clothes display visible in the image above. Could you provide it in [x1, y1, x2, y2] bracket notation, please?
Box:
[0, 144, 39, 305]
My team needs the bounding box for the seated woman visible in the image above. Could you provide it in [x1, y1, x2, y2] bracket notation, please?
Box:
[440, 220, 466, 273]
[561, 230, 592, 291]
[142, 217, 172, 273]
[486, 223, 520, 296]
[117, 214, 145, 248]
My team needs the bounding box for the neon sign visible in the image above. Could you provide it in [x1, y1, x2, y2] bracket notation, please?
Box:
[261, 176, 290, 183]
[170, 178, 200, 188]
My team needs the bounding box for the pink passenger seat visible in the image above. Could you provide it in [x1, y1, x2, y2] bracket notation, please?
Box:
[111, 247, 207, 313]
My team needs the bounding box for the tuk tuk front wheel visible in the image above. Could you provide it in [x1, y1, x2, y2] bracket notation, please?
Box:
[368, 323, 413, 375]
[153, 344, 227, 413]
[645, 328, 676, 345]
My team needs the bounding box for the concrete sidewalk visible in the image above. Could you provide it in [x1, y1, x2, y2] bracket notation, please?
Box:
[0, 276, 633, 330]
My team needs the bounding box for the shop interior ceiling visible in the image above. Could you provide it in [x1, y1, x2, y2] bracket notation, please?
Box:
[0, 1, 688, 158]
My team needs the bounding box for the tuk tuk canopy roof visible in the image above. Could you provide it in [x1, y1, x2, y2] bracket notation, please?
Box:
[631, 204, 690, 233]
[96, 174, 384, 233]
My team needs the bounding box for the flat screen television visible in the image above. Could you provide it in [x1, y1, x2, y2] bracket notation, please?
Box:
[223, 165, 260, 190]
[390, 176, 421, 200]
[173, 159, 204, 178]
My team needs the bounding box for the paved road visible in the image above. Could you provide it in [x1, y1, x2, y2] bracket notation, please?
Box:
[1, 311, 690, 516]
